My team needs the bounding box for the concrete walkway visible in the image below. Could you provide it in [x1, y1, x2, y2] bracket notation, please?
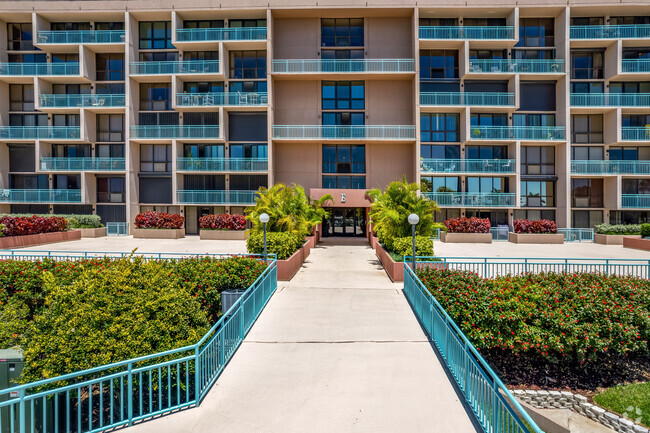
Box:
[129, 238, 481, 433]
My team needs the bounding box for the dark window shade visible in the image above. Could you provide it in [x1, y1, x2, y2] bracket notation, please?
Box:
[520, 82, 556, 111]
[464, 81, 509, 93]
[53, 205, 93, 215]
[420, 82, 460, 92]
[138, 112, 179, 126]
[184, 112, 219, 125]
[228, 113, 268, 141]
[139, 177, 172, 203]
[10, 204, 50, 214]
[183, 175, 225, 190]
[96, 205, 127, 223]
[230, 175, 267, 190]
[9, 145, 34, 172]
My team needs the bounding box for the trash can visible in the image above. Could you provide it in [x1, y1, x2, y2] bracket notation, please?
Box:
[0, 347, 23, 433]
[221, 289, 247, 315]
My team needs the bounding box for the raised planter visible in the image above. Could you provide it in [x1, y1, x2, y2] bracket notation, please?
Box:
[305, 235, 316, 249]
[301, 241, 311, 259]
[508, 233, 564, 244]
[78, 227, 107, 238]
[277, 246, 305, 281]
[199, 229, 246, 240]
[133, 228, 185, 239]
[376, 245, 404, 282]
[594, 233, 641, 245]
[623, 236, 650, 251]
[440, 232, 492, 243]
[370, 235, 380, 250]
[0, 230, 81, 249]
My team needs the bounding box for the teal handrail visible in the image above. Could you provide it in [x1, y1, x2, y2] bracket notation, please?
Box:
[622, 194, 650, 208]
[468, 59, 564, 73]
[470, 125, 565, 141]
[176, 190, 258, 204]
[0, 189, 82, 203]
[420, 158, 516, 174]
[557, 228, 594, 242]
[423, 192, 516, 207]
[570, 24, 650, 39]
[621, 127, 650, 141]
[570, 160, 650, 174]
[176, 92, 267, 106]
[176, 27, 267, 41]
[272, 125, 416, 139]
[177, 158, 268, 172]
[129, 60, 219, 75]
[420, 92, 514, 106]
[419, 26, 514, 39]
[130, 125, 220, 139]
[37, 30, 125, 44]
[621, 59, 650, 73]
[570, 93, 650, 107]
[39, 94, 126, 108]
[271, 59, 415, 73]
[40, 157, 126, 171]
[0, 62, 80, 75]
[106, 222, 129, 236]
[0, 126, 81, 140]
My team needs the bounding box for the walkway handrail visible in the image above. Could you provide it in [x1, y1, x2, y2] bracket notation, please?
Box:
[403, 263, 543, 433]
[0, 250, 276, 261]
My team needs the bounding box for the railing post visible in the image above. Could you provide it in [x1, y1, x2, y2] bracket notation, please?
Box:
[194, 346, 201, 404]
[19, 388, 25, 433]
[492, 381, 499, 433]
[127, 362, 133, 426]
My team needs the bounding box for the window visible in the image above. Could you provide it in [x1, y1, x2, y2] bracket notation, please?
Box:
[50, 22, 90, 31]
[97, 144, 124, 158]
[465, 145, 508, 159]
[322, 81, 364, 110]
[7, 23, 34, 51]
[230, 175, 266, 190]
[52, 84, 91, 95]
[9, 84, 34, 111]
[97, 114, 124, 142]
[571, 81, 603, 93]
[512, 49, 555, 60]
[321, 49, 363, 60]
[183, 51, 218, 61]
[610, 147, 639, 161]
[140, 144, 171, 172]
[53, 174, 81, 190]
[571, 17, 604, 26]
[183, 20, 224, 29]
[95, 22, 125, 31]
[420, 144, 460, 159]
[610, 210, 650, 224]
[571, 146, 603, 160]
[521, 146, 555, 175]
[184, 112, 219, 126]
[571, 114, 603, 143]
[322, 176, 366, 189]
[230, 144, 267, 159]
[470, 113, 508, 126]
[622, 115, 650, 127]
[53, 114, 80, 127]
[139, 51, 178, 62]
[97, 177, 125, 203]
[610, 16, 650, 25]
[420, 50, 459, 80]
[516, 18, 554, 47]
[623, 178, 650, 194]
[322, 113, 364, 126]
[572, 210, 603, 228]
[139, 21, 172, 49]
[520, 180, 555, 207]
[421, 114, 459, 142]
[184, 144, 224, 158]
[572, 179, 603, 207]
[52, 53, 78, 63]
[421, 177, 460, 193]
[230, 51, 266, 79]
[513, 113, 556, 127]
[183, 81, 224, 93]
[419, 18, 458, 26]
[96, 83, 125, 94]
[463, 18, 507, 27]
[466, 177, 508, 193]
[10, 174, 48, 189]
[229, 19, 266, 28]
[140, 84, 172, 111]
[622, 49, 650, 60]
[322, 145, 365, 189]
[96, 53, 124, 81]
[469, 50, 507, 60]
[609, 82, 650, 94]
[229, 81, 267, 93]
[8, 53, 46, 63]
[321, 18, 363, 47]
[138, 112, 179, 126]
[571, 51, 604, 79]
[514, 209, 556, 221]
[9, 113, 47, 127]
[53, 144, 90, 158]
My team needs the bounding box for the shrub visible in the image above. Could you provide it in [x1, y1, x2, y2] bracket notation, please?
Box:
[641, 223, 650, 238]
[444, 217, 490, 233]
[432, 222, 447, 234]
[1, 214, 103, 228]
[391, 236, 434, 258]
[135, 211, 184, 229]
[513, 219, 557, 234]
[246, 231, 304, 260]
[0, 216, 68, 237]
[199, 214, 246, 231]
[0, 224, 4, 237]
[595, 224, 642, 236]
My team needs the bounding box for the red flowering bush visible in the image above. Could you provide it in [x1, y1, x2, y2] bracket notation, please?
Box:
[514, 219, 557, 234]
[199, 214, 246, 231]
[0, 215, 67, 237]
[134, 211, 184, 229]
[444, 217, 490, 233]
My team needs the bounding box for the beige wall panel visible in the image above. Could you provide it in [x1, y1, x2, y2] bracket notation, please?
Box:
[366, 80, 413, 124]
[273, 18, 319, 59]
[367, 17, 412, 58]
[367, 142, 414, 190]
[273, 81, 320, 125]
[274, 142, 320, 190]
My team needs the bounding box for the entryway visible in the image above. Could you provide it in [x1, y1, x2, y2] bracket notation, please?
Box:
[322, 207, 367, 237]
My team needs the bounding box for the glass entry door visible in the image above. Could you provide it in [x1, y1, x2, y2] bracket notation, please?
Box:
[323, 208, 366, 237]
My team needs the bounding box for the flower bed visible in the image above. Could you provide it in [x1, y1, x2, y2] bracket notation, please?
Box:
[444, 217, 490, 233]
[595, 223, 643, 245]
[134, 211, 185, 238]
[199, 213, 247, 240]
[513, 219, 557, 233]
[0, 215, 68, 236]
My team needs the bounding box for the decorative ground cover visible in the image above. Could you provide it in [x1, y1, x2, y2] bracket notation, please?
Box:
[594, 382, 650, 427]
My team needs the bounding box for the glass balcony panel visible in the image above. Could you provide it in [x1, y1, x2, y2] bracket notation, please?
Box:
[570, 93, 650, 107]
[177, 158, 268, 171]
[272, 125, 416, 140]
[130, 125, 220, 139]
[467, 59, 564, 74]
[176, 27, 267, 41]
[271, 59, 415, 73]
[419, 26, 514, 39]
[420, 159, 516, 174]
[176, 190, 257, 204]
[470, 126, 565, 141]
[175, 92, 267, 106]
[0, 189, 82, 203]
[621, 59, 650, 73]
[40, 157, 126, 171]
[423, 191, 515, 207]
[0, 126, 81, 140]
[129, 60, 219, 75]
[37, 30, 126, 44]
[622, 127, 650, 141]
[39, 94, 126, 108]
[570, 25, 650, 39]
[419, 92, 514, 106]
[622, 194, 650, 208]
[0, 62, 80, 76]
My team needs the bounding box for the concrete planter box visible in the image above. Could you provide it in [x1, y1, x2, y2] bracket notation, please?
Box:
[302, 241, 311, 259]
[277, 246, 305, 281]
[305, 235, 316, 249]
[0, 230, 81, 249]
[623, 236, 650, 251]
[370, 235, 379, 250]
[376, 245, 404, 282]
[595, 233, 640, 245]
[440, 232, 492, 243]
[508, 233, 564, 244]
[78, 227, 107, 238]
[133, 228, 185, 239]
[199, 229, 246, 240]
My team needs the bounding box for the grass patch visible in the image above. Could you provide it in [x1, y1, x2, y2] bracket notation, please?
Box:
[594, 382, 650, 427]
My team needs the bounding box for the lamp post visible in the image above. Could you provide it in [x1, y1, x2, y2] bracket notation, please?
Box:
[259, 213, 270, 262]
[408, 213, 419, 271]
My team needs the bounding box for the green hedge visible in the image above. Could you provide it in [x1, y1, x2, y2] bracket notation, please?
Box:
[391, 236, 434, 258]
[246, 231, 304, 260]
[595, 224, 642, 235]
[1, 213, 103, 228]
[642, 223, 650, 238]
[0, 224, 4, 237]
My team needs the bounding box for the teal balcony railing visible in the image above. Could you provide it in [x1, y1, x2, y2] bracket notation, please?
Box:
[176, 27, 267, 41]
[0, 62, 79, 76]
[40, 157, 126, 171]
[177, 190, 258, 204]
[622, 194, 650, 208]
[622, 127, 650, 141]
[0, 189, 82, 203]
[39, 94, 126, 108]
[621, 59, 650, 73]
[421, 158, 516, 174]
[177, 158, 268, 171]
[0, 126, 81, 140]
[424, 191, 515, 207]
[272, 125, 416, 140]
[130, 125, 220, 139]
[468, 59, 564, 74]
[419, 26, 514, 39]
[470, 125, 565, 141]
[570, 93, 650, 107]
[176, 92, 267, 106]
[37, 30, 125, 44]
[570, 25, 650, 39]
[130, 60, 219, 75]
[419, 92, 514, 106]
[571, 160, 650, 175]
[272, 59, 415, 73]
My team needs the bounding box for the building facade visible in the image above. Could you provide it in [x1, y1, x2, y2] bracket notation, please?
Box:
[0, 0, 649, 235]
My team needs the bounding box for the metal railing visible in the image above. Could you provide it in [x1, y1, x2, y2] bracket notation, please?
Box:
[130, 125, 220, 139]
[177, 158, 268, 172]
[470, 125, 565, 141]
[0, 62, 80, 76]
[39, 94, 126, 108]
[272, 125, 416, 140]
[40, 157, 126, 171]
[424, 192, 516, 207]
[175, 92, 267, 106]
[0, 126, 81, 140]
[106, 222, 129, 236]
[271, 59, 415, 73]
[570, 93, 650, 107]
[621, 127, 650, 141]
[557, 228, 594, 242]
[420, 92, 514, 106]
[570, 24, 650, 39]
[176, 190, 258, 205]
[419, 26, 514, 39]
[622, 194, 650, 208]
[467, 59, 564, 74]
[621, 59, 650, 73]
[37, 30, 125, 44]
[0, 189, 82, 203]
[403, 264, 542, 433]
[129, 60, 220, 75]
[420, 158, 516, 174]
[176, 27, 267, 41]
[0, 255, 277, 433]
[570, 160, 650, 175]
[489, 227, 510, 241]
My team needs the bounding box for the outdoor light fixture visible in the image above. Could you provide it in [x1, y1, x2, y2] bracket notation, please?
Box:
[259, 213, 270, 261]
[408, 213, 420, 271]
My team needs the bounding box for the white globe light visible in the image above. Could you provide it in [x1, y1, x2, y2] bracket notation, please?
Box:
[408, 213, 420, 225]
[259, 213, 270, 223]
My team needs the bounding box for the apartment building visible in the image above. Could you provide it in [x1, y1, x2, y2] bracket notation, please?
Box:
[0, 0, 648, 236]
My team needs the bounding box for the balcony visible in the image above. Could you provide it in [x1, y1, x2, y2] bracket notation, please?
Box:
[621, 59, 650, 74]
[176, 92, 267, 107]
[130, 125, 220, 139]
[176, 27, 267, 42]
[39, 94, 126, 108]
[571, 160, 650, 175]
[0, 189, 82, 203]
[419, 26, 514, 40]
[272, 125, 416, 140]
[570, 25, 650, 39]
[468, 59, 564, 74]
[40, 157, 126, 171]
[177, 158, 268, 172]
[176, 190, 257, 205]
[621, 127, 650, 141]
[570, 93, 650, 107]
[129, 60, 219, 75]
[419, 92, 514, 106]
[37, 30, 125, 44]
[0, 62, 79, 76]
[271, 59, 415, 73]
[424, 191, 516, 207]
[420, 158, 516, 174]
[622, 194, 650, 208]
[470, 125, 565, 141]
[0, 126, 81, 140]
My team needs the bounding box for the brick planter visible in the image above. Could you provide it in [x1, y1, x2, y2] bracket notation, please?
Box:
[440, 232, 492, 243]
[199, 229, 246, 240]
[277, 246, 305, 281]
[623, 236, 650, 251]
[302, 241, 311, 259]
[78, 227, 107, 238]
[133, 228, 185, 239]
[370, 235, 379, 250]
[0, 230, 81, 249]
[305, 235, 316, 249]
[508, 233, 564, 244]
[595, 233, 640, 245]
[376, 245, 404, 282]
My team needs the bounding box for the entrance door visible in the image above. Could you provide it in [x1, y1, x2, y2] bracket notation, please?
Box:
[323, 208, 366, 237]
